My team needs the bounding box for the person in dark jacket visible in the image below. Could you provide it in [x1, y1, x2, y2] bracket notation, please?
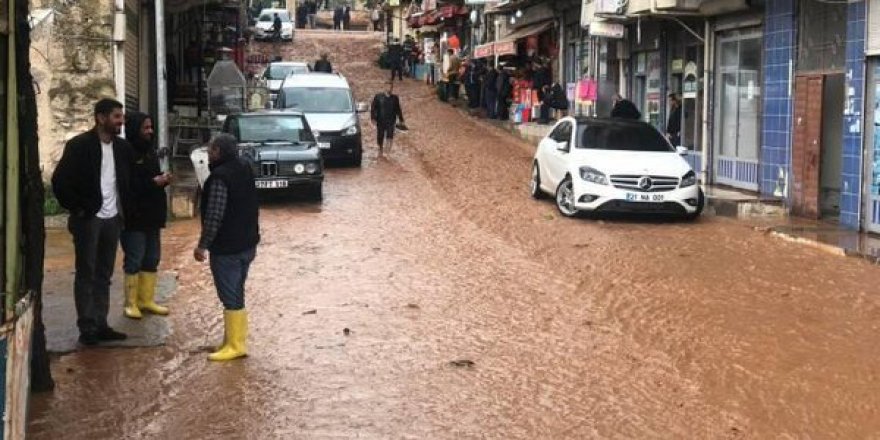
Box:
[464, 59, 483, 109]
[194, 133, 260, 362]
[388, 39, 404, 81]
[496, 69, 512, 120]
[482, 65, 498, 118]
[313, 53, 333, 72]
[272, 13, 283, 42]
[307, 0, 318, 29]
[333, 5, 342, 30]
[51, 98, 133, 346]
[120, 112, 172, 320]
[370, 80, 405, 153]
[611, 93, 642, 120]
[666, 93, 682, 146]
[342, 4, 351, 30]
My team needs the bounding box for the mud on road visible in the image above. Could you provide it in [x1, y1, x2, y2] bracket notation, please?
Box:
[27, 34, 880, 439]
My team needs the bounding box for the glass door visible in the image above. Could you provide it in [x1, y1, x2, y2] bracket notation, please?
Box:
[713, 28, 762, 191]
[864, 60, 880, 233]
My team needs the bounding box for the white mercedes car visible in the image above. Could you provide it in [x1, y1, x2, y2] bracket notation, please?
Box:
[530, 117, 704, 220]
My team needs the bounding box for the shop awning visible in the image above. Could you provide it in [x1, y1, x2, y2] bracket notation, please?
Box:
[497, 20, 553, 44]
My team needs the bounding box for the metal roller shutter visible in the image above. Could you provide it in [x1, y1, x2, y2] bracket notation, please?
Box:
[125, 0, 140, 111]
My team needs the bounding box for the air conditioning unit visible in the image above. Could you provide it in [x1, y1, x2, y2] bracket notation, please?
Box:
[595, 0, 625, 15]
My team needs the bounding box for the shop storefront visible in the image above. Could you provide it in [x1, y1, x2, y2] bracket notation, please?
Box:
[165, 0, 245, 114]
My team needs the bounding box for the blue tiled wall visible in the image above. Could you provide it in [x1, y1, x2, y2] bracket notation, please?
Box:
[761, 0, 796, 197]
[840, 0, 866, 229]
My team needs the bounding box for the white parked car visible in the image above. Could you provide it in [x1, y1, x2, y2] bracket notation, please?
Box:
[254, 9, 294, 41]
[530, 117, 704, 220]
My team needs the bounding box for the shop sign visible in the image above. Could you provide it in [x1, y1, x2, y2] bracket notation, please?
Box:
[475, 43, 494, 58]
[683, 61, 698, 98]
[495, 41, 516, 56]
[589, 21, 624, 39]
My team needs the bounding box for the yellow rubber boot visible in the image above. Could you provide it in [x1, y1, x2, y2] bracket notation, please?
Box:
[138, 272, 169, 315]
[123, 274, 142, 319]
[208, 310, 248, 361]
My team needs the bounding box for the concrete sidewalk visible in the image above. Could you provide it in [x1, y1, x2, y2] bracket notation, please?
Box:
[768, 221, 880, 264]
[42, 223, 178, 353]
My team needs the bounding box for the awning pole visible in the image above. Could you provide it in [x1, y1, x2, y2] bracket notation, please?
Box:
[156, 0, 170, 173]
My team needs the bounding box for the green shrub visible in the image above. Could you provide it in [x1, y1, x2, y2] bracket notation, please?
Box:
[44, 186, 65, 216]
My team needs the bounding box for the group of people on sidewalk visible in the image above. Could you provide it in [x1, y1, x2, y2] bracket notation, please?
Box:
[52, 98, 259, 362]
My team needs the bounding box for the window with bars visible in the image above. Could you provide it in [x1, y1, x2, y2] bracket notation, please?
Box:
[797, 0, 847, 73]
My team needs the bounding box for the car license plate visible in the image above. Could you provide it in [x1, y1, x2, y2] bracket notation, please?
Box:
[318, 142, 331, 149]
[625, 192, 664, 202]
[255, 180, 288, 189]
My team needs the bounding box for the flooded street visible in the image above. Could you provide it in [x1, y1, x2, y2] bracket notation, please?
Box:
[27, 33, 880, 439]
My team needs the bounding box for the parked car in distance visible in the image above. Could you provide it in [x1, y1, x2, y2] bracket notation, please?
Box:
[530, 117, 704, 220]
[263, 61, 311, 104]
[277, 72, 368, 166]
[254, 8, 293, 41]
[191, 110, 324, 200]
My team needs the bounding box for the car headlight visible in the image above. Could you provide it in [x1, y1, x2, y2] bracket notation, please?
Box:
[680, 170, 696, 188]
[344, 124, 358, 136]
[294, 163, 305, 174]
[579, 166, 607, 185]
[305, 162, 319, 174]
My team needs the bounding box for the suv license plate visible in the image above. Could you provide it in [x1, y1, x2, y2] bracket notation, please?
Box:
[318, 142, 331, 149]
[256, 180, 288, 189]
[625, 193, 664, 202]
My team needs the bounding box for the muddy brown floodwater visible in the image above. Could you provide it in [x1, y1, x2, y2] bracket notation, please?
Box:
[28, 32, 880, 439]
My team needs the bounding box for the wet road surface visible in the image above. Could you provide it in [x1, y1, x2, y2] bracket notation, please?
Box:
[27, 33, 880, 439]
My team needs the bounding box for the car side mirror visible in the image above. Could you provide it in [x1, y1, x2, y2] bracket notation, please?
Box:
[356, 102, 369, 113]
[675, 146, 688, 155]
[556, 140, 569, 152]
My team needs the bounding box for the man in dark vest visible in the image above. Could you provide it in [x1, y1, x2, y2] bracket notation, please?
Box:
[194, 133, 260, 362]
[51, 98, 133, 346]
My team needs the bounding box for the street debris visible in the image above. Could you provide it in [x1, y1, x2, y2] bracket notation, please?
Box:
[449, 359, 475, 368]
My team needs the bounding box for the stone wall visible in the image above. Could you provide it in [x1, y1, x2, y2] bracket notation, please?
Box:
[30, 0, 117, 179]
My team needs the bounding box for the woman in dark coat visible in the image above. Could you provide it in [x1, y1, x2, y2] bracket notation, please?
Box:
[121, 112, 172, 319]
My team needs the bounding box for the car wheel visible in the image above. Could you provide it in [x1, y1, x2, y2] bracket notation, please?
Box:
[555, 176, 579, 218]
[684, 187, 705, 221]
[530, 162, 545, 199]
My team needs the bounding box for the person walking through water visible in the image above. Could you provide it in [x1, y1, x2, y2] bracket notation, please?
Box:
[371, 80, 406, 154]
[121, 111, 172, 320]
[51, 98, 133, 346]
[272, 12, 282, 42]
[194, 134, 261, 361]
[313, 53, 332, 73]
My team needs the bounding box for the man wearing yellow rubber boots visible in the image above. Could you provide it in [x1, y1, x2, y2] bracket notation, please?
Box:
[194, 134, 260, 361]
[121, 111, 172, 319]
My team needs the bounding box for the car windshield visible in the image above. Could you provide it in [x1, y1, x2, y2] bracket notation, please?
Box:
[231, 115, 315, 143]
[577, 122, 673, 152]
[266, 64, 308, 80]
[282, 87, 353, 113]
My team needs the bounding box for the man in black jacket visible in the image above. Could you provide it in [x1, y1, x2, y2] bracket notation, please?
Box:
[611, 93, 642, 120]
[313, 53, 333, 73]
[51, 98, 132, 346]
[120, 111, 172, 320]
[371, 80, 405, 154]
[194, 134, 260, 361]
